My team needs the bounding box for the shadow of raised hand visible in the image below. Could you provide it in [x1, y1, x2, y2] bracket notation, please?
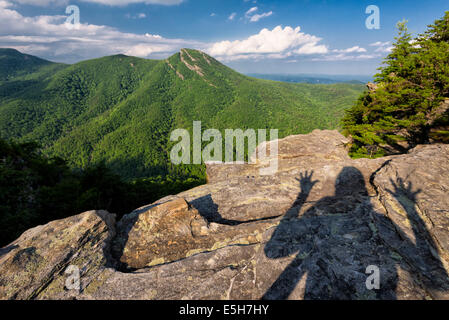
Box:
[384, 177, 449, 288]
[266, 170, 319, 257]
[296, 170, 319, 197]
[385, 177, 425, 239]
[263, 168, 449, 300]
[385, 177, 424, 241]
[286, 171, 319, 219]
[386, 177, 421, 204]
[262, 171, 319, 299]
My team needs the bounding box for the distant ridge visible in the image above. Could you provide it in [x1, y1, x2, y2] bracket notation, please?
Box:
[0, 48, 365, 180]
[247, 73, 371, 85]
[0, 48, 63, 81]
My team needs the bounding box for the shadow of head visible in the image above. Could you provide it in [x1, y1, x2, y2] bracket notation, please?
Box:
[334, 166, 368, 197]
[0, 245, 19, 258]
[190, 194, 245, 226]
[190, 194, 220, 223]
[264, 166, 368, 259]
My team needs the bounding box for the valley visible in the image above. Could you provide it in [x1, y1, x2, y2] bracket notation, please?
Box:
[0, 48, 365, 180]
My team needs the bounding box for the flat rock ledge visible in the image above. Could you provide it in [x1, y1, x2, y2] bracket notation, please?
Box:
[1, 129, 449, 300]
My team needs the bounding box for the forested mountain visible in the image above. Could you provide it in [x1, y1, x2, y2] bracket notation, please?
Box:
[0, 48, 364, 180]
[0, 48, 365, 245]
[0, 48, 64, 81]
[247, 73, 370, 85]
[0, 138, 202, 246]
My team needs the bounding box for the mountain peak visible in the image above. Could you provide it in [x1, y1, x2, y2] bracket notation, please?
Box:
[0, 48, 21, 55]
[180, 48, 211, 58]
[163, 48, 224, 86]
[0, 48, 51, 62]
[0, 48, 54, 81]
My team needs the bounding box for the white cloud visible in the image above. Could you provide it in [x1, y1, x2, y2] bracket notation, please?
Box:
[126, 12, 147, 19]
[243, 6, 272, 22]
[370, 41, 390, 47]
[312, 42, 393, 61]
[9, 0, 67, 5]
[0, 0, 14, 7]
[333, 46, 367, 53]
[0, 3, 386, 65]
[375, 46, 393, 53]
[295, 42, 328, 55]
[245, 6, 258, 17]
[249, 11, 272, 22]
[9, 0, 184, 6]
[228, 12, 236, 20]
[82, 0, 184, 5]
[369, 41, 393, 53]
[208, 26, 328, 61]
[313, 53, 380, 61]
[0, 4, 200, 62]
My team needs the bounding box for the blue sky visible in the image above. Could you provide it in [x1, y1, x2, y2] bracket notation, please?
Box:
[1, 0, 448, 76]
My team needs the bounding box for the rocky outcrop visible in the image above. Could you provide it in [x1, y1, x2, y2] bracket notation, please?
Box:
[0, 210, 116, 299]
[180, 48, 204, 77]
[367, 82, 378, 92]
[113, 198, 275, 270]
[1, 130, 448, 300]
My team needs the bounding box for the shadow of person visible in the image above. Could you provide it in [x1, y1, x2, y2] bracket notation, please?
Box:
[262, 167, 449, 300]
[190, 194, 281, 226]
[0, 245, 18, 258]
[382, 178, 449, 296]
[190, 194, 242, 226]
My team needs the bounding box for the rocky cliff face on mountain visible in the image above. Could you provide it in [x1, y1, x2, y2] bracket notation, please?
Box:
[1, 130, 448, 300]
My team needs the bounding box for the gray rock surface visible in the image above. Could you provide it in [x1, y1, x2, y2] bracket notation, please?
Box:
[1, 129, 448, 300]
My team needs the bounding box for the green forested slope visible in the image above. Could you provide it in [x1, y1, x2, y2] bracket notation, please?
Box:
[0, 48, 364, 246]
[0, 138, 203, 246]
[0, 48, 64, 81]
[0, 48, 364, 180]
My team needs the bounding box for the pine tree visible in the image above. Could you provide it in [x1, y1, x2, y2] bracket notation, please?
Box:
[342, 12, 449, 158]
[376, 20, 415, 82]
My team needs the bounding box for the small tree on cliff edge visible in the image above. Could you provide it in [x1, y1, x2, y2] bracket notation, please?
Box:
[342, 12, 449, 158]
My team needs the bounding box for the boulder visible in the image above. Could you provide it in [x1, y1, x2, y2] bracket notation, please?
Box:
[0, 210, 116, 300]
[1, 130, 448, 300]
